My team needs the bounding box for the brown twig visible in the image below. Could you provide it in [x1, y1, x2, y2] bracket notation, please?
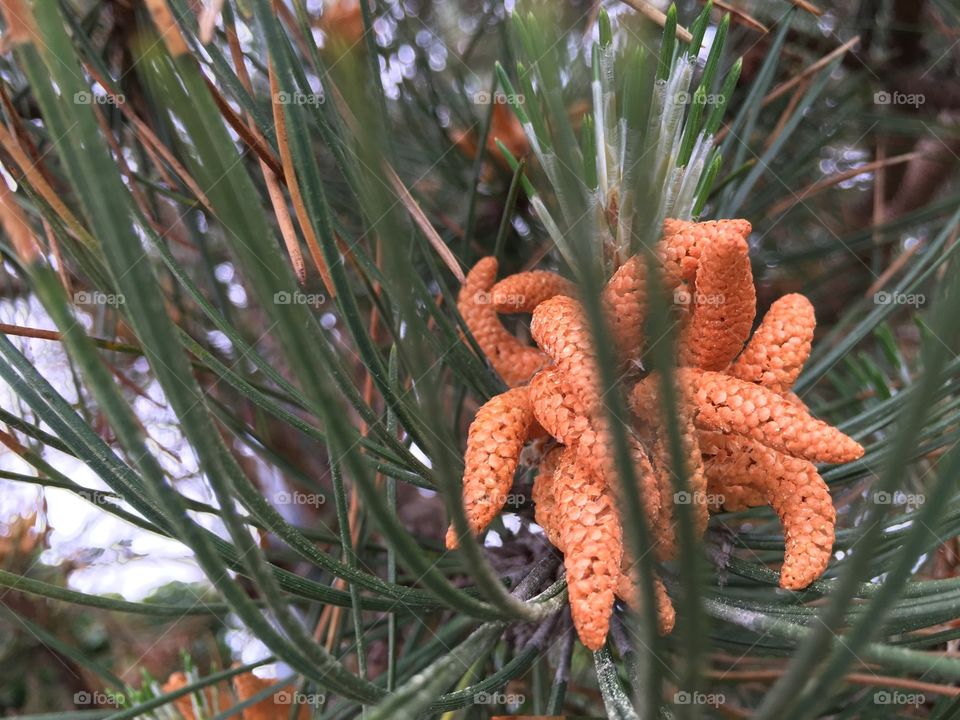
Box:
[767, 151, 923, 217]
[864, 238, 924, 299]
[790, 0, 824, 16]
[223, 15, 308, 286]
[386, 166, 466, 283]
[0, 124, 95, 249]
[705, 0, 769, 34]
[0, 323, 140, 353]
[708, 669, 960, 696]
[715, 37, 860, 144]
[0, 80, 55, 187]
[0, 177, 40, 262]
[763, 36, 860, 108]
[268, 62, 337, 293]
[144, 0, 189, 56]
[0, 0, 38, 49]
[83, 63, 214, 212]
[201, 74, 284, 178]
[619, 0, 693, 43]
[320, 72, 473, 284]
[91, 101, 192, 249]
[764, 78, 810, 151]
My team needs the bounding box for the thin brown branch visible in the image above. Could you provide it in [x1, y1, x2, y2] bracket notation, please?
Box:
[864, 238, 923, 299]
[767, 151, 923, 217]
[0, 178, 40, 262]
[324, 239, 387, 649]
[225, 15, 306, 286]
[91, 100, 192, 249]
[0, 323, 140, 354]
[0, 123, 95, 249]
[82, 63, 214, 213]
[764, 78, 809, 151]
[322, 78, 466, 283]
[0, 0, 37, 48]
[144, 0, 190, 56]
[619, 0, 693, 43]
[704, 0, 769, 34]
[268, 62, 336, 293]
[791, 0, 824, 16]
[763, 36, 860, 108]
[202, 74, 285, 178]
[0, 80, 55, 187]
[386, 166, 466, 283]
[716, 36, 861, 145]
[707, 669, 960, 696]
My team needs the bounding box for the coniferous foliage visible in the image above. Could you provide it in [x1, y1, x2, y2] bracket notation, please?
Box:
[0, 0, 958, 717]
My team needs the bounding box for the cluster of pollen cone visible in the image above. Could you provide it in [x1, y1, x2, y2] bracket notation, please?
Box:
[447, 219, 865, 651]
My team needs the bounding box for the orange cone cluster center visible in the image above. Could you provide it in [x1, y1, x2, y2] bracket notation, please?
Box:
[448, 219, 864, 651]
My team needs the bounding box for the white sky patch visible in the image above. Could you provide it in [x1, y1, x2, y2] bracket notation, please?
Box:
[483, 529, 503, 548]
[225, 620, 274, 674]
[501, 514, 522, 534]
[698, 26, 717, 64]
[0, 297, 212, 603]
[409, 442, 433, 468]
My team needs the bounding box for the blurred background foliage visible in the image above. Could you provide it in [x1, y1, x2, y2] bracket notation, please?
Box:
[0, 0, 958, 717]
